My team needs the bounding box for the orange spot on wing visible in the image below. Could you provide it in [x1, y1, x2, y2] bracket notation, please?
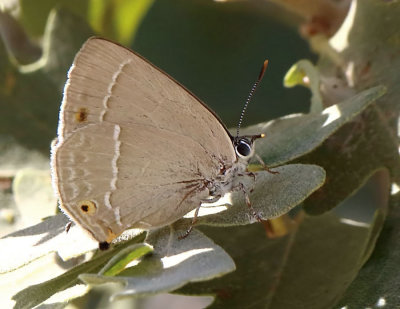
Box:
[75, 108, 88, 123]
[106, 228, 118, 243]
[78, 200, 97, 215]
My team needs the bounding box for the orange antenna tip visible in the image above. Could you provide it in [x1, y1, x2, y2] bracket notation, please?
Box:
[258, 60, 269, 80]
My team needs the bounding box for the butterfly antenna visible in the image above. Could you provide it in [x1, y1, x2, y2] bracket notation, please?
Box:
[236, 59, 269, 137]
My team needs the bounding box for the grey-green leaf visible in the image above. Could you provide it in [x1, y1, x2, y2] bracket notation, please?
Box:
[241, 85, 386, 167]
[0, 8, 92, 152]
[180, 209, 385, 309]
[336, 192, 400, 308]
[10, 234, 145, 309]
[195, 164, 326, 226]
[80, 226, 235, 300]
[0, 214, 70, 274]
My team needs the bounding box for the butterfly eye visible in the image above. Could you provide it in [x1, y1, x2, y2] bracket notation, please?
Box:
[234, 138, 253, 159]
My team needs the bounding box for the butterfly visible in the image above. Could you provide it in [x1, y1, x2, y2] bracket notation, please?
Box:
[51, 37, 269, 250]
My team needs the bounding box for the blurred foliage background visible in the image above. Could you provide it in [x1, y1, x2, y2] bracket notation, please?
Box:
[0, 0, 315, 153]
[1, 0, 399, 308]
[0, 1, 317, 308]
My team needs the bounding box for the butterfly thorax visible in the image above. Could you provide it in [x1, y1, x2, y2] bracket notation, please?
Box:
[207, 151, 252, 199]
[206, 134, 260, 198]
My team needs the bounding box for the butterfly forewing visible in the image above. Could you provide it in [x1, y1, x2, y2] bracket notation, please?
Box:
[52, 38, 236, 244]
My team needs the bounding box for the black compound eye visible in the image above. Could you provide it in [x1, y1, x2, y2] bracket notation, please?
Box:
[235, 139, 253, 158]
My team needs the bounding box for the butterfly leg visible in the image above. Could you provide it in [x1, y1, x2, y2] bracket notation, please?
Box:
[239, 171, 256, 193]
[239, 183, 262, 222]
[254, 154, 279, 174]
[179, 204, 202, 240]
[65, 221, 73, 233]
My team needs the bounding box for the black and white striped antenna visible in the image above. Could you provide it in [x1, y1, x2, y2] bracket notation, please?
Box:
[236, 60, 269, 138]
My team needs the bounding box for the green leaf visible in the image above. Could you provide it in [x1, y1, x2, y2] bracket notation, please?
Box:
[80, 226, 235, 300]
[284, 59, 323, 112]
[241, 85, 386, 168]
[99, 243, 153, 277]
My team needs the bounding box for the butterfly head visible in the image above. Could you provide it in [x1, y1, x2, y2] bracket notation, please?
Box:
[233, 59, 268, 163]
[233, 133, 265, 161]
